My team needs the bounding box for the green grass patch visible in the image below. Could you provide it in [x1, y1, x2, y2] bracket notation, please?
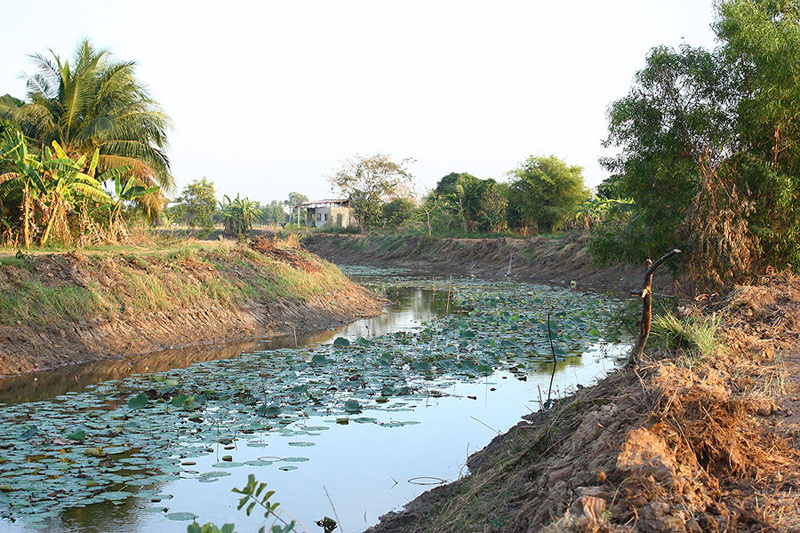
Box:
[0, 281, 98, 324]
[652, 311, 722, 367]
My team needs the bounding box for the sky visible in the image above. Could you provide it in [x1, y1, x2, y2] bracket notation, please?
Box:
[1, 1, 719, 203]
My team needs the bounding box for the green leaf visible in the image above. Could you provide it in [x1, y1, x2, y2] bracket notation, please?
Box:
[127, 393, 148, 409]
[166, 512, 198, 521]
[343, 399, 361, 413]
[66, 429, 86, 442]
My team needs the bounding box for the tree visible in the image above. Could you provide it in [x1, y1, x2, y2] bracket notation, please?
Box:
[329, 154, 413, 231]
[430, 173, 509, 233]
[217, 194, 261, 236]
[173, 178, 216, 229]
[0, 130, 120, 247]
[262, 200, 287, 225]
[475, 180, 508, 233]
[284, 192, 309, 225]
[434, 172, 482, 232]
[104, 172, 160, 239]
[596, 0, 800, 288]
[506, 155, 590, 233]
[382, 197, 416, 229]
[0, 39, 172, 217]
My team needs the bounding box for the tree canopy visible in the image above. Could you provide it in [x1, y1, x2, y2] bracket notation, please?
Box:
[507, 155, 590, 233]
[0, 39, 172, 216]
[329, 154, 413, 230]
[171, 178, 217, 229]
[595, 0, 800, 288]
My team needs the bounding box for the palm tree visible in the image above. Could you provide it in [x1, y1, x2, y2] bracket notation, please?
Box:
[0, 39, 172, 216]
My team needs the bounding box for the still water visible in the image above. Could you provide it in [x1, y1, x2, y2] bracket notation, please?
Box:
[0, 274, 627, 532]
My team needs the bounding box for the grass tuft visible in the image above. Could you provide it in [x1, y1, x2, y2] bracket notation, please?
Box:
[652, 311, 722, 367]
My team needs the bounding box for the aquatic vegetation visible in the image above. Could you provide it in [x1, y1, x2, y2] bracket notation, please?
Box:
[0, 276, 626, 530]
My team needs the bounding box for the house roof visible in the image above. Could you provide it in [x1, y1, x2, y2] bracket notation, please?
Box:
[299, 199, 351, 208]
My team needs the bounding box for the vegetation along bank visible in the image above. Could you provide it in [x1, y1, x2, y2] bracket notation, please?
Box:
[303, 232, 672, 297]
[0, 237, 384, 376]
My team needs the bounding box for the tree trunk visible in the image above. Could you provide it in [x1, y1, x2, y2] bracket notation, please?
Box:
[22, 184, 31, 249]
[40, 195, 60, 246]
[629, 249, 681, 366]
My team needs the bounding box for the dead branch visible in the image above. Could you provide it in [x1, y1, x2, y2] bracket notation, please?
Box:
[629, 248, 681, 366]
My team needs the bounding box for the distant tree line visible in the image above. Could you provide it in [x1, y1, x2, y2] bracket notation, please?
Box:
[164, 179, 310, 237]
[327, 153, 591, 237]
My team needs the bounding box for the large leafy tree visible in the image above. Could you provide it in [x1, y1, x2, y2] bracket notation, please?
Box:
[285, 192, 309, 225]
[172, 178, 217, 229]
[598, 0, 800, 288]
[507, 155, 590, 233]
[0, 39, 172, 216]
[432, 172, 509, 233]
[329, 154, 413, 231]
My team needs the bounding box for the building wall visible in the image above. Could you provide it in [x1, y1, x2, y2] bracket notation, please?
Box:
[329, 206, 356, 228]
[306, 206, 356, 228]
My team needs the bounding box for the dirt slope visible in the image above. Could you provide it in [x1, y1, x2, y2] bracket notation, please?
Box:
[366, 273, 800, 532]
[0, 238, 384, 376]
[304, 233, 672, 296]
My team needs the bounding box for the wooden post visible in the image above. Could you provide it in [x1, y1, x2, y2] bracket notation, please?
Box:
[629, 248, 681, 366]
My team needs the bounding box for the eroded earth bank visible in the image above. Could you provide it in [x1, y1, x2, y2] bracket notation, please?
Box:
[0, 238, 384, 376]
[362, 276, 800, 531]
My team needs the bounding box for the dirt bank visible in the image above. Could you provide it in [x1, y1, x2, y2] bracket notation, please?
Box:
[367, 272, 800, 532]
[304, 233, 672, 296]
[0, 238, 384, 376]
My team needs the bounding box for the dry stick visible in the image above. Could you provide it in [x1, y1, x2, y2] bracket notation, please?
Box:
[628, 248, 681, 367]
[537, 384, 544, 411]
[323, 485, 343, 532]
[470, 415, 502, 435]
[506, 254, 513, 277]
[546, 309, 557, 404]
[293, 326, 298, 348]
[446, 275, 453, 314]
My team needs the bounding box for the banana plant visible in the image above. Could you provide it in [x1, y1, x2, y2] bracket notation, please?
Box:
[38, 141, 112, 245]
[217, 194, 262, 236]
[106, 172, 160, 230]
[0, 130, 40, 248]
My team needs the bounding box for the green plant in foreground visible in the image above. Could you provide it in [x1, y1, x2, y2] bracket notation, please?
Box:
[187, 474, 296, 533]
[652, 311, 721, 368]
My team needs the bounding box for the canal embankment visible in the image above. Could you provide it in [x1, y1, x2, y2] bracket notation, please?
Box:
[0, 237, 384, 376]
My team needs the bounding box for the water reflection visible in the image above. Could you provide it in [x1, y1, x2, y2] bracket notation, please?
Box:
[0, 287, 456, 404]
[0, 277, 626, 533]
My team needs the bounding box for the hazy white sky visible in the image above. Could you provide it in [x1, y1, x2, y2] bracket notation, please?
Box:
[2, 1, 718, 203]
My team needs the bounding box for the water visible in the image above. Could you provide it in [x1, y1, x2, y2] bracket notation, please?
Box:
[0, 273, 628, 532]
[0, 286, 449, 405]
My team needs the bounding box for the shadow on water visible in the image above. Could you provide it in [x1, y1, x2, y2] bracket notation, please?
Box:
[0, 286, 457, 404]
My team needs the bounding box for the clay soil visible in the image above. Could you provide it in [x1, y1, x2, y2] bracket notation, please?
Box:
[0, 239, 385, 376]
[366, 271, 800, 532]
